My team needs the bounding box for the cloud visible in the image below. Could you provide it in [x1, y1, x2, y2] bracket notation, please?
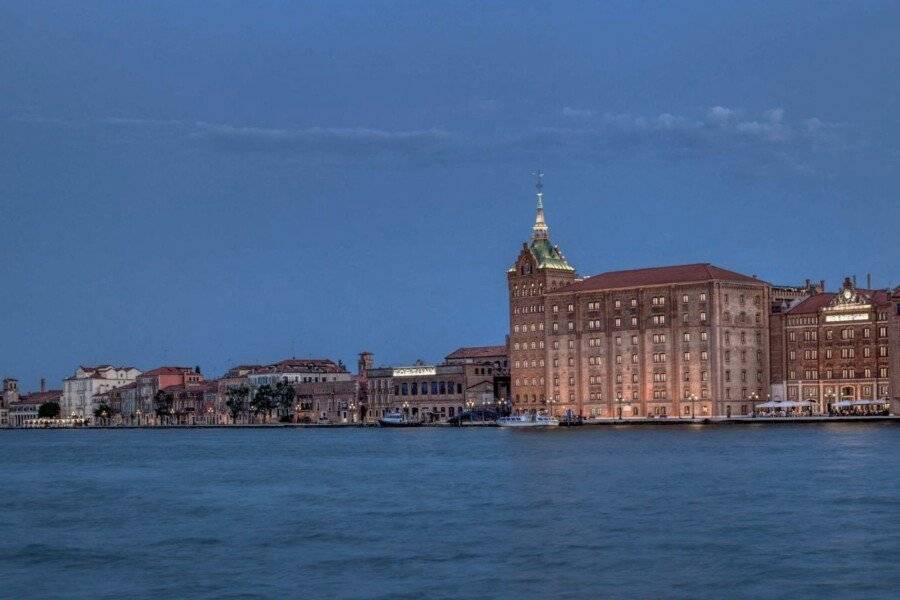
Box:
[562, 106, 595, 119]
[5, 106, 846, 174]
[190, 123, 459, 165]
[707, 106, 735, 123]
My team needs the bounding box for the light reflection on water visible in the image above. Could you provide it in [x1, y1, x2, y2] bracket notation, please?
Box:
[1, 424, 898, 599]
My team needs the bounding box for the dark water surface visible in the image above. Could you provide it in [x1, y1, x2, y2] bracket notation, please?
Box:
[2, 424, 898, 599]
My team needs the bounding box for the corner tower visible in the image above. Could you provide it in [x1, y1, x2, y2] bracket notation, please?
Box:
[507, 173, 576, 414]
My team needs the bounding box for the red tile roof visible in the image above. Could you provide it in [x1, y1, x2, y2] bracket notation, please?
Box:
[787, 290, 891, 314]
[16, 390, 62, 405]
[252, 358, 346, 374]
[445, 345, 508, 360]
[552, 263, 763, 294]
[140, 366, 195, 377]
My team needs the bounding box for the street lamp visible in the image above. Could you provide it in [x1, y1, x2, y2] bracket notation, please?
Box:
[689, 394, 697, 420]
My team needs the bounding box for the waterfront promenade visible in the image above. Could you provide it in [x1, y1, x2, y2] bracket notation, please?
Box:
[7, 415, 899, 429]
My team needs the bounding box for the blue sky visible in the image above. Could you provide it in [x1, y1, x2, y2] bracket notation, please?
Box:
[2, 1, 899, 391]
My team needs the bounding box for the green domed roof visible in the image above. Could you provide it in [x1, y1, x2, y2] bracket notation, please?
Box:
[530, 238, 574, 271]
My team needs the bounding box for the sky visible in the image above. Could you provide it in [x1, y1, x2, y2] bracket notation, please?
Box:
[2, 1, 899, 391]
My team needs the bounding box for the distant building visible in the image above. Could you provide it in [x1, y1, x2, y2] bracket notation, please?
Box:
[769, 277, 893, 413]
[445, 345, 510, 414]
[9, 389, 62, 427]
[61, 366, 141, 419]
[889, 288, 900, 416]
[366, 361, 466, 423]
[1, 378, 20, 427]
[229, 358, 357, 423]
[135, 367, 202, 424]
[247, 358, 351, 387]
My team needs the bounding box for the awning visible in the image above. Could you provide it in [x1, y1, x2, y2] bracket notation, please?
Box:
[755, 400, 815, 409]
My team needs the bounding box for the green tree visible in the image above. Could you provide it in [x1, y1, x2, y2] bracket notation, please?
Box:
[38, 401, 60, 419]
[154, 390, 174, 423]
[251, 384, 276, 422]
[274, 381, 296, 419]
[226, 385, 249, 424]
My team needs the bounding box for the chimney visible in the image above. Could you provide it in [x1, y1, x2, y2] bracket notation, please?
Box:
[40, 378, 46, 393]
[867, 273, 872, 289]
[852, 275, 857, 287]
[820, 280, 825, 292]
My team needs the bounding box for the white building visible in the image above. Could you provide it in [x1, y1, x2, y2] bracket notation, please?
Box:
[61, 365, 141, 419]
[247, 358, 352, 388]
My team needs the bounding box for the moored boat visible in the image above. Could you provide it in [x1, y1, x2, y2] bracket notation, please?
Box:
[496, 413, 560, 428]
[378, 410, 418, 427]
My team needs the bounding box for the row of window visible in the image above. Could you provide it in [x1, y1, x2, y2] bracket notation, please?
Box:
[390, 381, 463, 396]
[790, 346, 888, 360]
[788, 326, 888, 341]
[787, 368, 889, 380]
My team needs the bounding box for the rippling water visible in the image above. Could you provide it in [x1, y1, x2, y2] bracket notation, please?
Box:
[1, 424, 898, 599]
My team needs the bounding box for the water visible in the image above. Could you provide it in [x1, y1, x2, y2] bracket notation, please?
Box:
[1, 424, 898, 599]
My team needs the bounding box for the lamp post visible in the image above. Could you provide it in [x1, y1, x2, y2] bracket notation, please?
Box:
[689, 394, 697, 421]
[749, 392, 759, 418]
[825, 391, 835, 416]
[349, 401, 356, 424]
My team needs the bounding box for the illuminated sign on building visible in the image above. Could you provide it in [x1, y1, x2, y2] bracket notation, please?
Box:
[824, 313, 869, 323]
[392, 366, 437, 377]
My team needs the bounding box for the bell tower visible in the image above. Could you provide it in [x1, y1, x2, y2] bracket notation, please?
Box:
[507, 173, 576, 414]
[2, 378, 19, 408]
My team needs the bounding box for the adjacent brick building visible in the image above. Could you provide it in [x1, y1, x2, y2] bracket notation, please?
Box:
[769, 277, 894, 412]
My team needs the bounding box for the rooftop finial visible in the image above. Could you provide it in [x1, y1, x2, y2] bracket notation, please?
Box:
[532, 170, 544, 209]
[531, 170, 548, 240]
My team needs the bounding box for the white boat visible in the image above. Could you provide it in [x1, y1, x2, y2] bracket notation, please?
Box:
[378, 411, 417, 427]
[496, 413, 559, 428]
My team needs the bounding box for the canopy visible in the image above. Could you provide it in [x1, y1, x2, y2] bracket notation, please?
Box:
[755, 400, 813, 409]
[831, 400, 853, 408]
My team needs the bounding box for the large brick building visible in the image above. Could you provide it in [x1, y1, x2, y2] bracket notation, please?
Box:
[890, 289, 900, 416]
[508, 179, 770, 419]
[770, 277, 893, 413]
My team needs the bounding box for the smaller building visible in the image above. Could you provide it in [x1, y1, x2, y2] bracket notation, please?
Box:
[445, 345, 511, 415]
[293, 379, 358, 424]
[61, 365, 141, 419]
[135, 367, 203, 424]
[367, 361, 466, 423]
[769, 277, 893, 414]
[8, 389, 62, 427]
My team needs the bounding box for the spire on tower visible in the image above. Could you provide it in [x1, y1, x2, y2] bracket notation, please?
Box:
[531, 170, 549, 240]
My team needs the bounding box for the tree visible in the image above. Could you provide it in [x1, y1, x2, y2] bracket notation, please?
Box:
[154, 390, 174, 423]
[274, 381, 296, 419]
[38, 401, 60, 419]
[251, 384, 276, 422]
[226, 385, 249, 424]
[94, 403, 113, 423]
